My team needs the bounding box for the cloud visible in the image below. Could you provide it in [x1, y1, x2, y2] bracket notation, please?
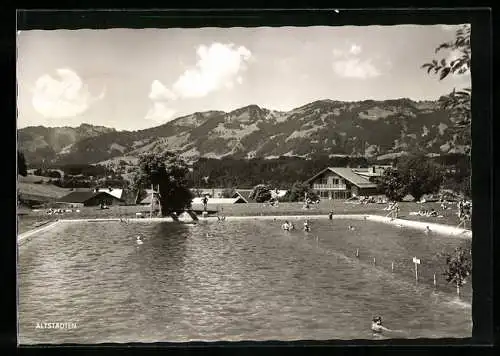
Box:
[145, 102, 177, 123]
[440, 24, 458, 32]
[332, 49, 345, 58]
[31, 68, 104, 118]
[149, 80, 178, 101]
[349, 44, 362, 55]
[332, 43, 383, 79]
[332, 58, 381, 79]
[172, 42, 252, 98]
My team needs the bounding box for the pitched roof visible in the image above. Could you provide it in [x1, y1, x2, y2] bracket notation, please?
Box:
[231, 191, 249, 203]
[57, 191, 123, 203]
[96, 188, 124, 199]
[234, 190, 256, 203]
[305, 167, 378, 188]
[192, 197, 243, 204]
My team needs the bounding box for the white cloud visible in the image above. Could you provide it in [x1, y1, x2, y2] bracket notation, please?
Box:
[172, 42, 252, 98]
[149, 80, 177, 101]
[332, 43, 383, 79]
[440, 24, 458, 32]
[145, 102, 177, 123]
[31, 68, 104, 118]
[332, 58, 381, 79]
[332, 49, 345, 58]
[349, 44, 362, 55]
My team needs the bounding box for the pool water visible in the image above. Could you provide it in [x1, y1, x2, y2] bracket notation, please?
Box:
[18, 218, 472, 343]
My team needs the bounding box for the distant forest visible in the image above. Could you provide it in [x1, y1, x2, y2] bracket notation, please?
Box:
[188, 153, 469, 189]
[31, 153, 469, 191]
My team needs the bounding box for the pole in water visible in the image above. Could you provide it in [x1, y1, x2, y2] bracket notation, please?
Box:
[433, 273, 436, 288]
[373, 257, 376, 266]
[391, 262, 394, 273]
[356, 248, 359, 258]
[412, 256, 420, 283]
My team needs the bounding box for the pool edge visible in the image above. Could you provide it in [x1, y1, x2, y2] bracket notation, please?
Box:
[34, 214, 473, 239]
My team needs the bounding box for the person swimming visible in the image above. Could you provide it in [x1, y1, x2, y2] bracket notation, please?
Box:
[282, 221, 290, 231]
[371, 316, 391, 334]
[328, 211, 333, 220]
[425, 226, 431, 234]
[288, 221, 295, 230]
[348, 225, 355, 231]
[303, 220, 311, 232]
[136, 235, 144, 245]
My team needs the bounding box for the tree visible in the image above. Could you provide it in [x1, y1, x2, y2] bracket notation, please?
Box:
[378, 168, 407, 202]
[283, 181, 319, 202]
[221, 187, 236, 198]
[249, 184, 272, 203]
[397, 154, 443, 202]
[132, 151, 193, 215]
[441, 247, 472, 297]
[422, 24, 471, 153]
[378, 154, 443, 202]
[18, 150, 27, 176]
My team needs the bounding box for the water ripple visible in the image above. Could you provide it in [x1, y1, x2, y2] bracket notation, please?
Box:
[18, 219, 471, 343]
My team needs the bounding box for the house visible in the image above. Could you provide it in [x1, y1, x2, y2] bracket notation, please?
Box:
[192, 195, 248, 205]
[136, 188, 161, 208]
[190, 188, 236, 198]
[351, 165, 390, 183]
[56, 191, 125, 207]
[232, 190, 256, 203]
[305, 167, 381, 199]
[95, 187, 125, 200]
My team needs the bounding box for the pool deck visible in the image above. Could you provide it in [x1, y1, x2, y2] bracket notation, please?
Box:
[17, 213, 472, 243]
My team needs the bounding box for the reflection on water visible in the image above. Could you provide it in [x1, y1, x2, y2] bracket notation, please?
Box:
[18, 219, 472, 344]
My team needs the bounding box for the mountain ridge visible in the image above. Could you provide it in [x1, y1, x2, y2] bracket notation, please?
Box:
[18, 98, 469, 166]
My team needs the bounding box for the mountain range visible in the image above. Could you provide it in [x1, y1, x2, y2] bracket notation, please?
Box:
[18, 98, 470, 167]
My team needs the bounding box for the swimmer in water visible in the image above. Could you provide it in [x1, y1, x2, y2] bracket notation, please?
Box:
[425, 226, 431, 234]
[328, 211, 333, 220]
[136, 235, 144, 244]
[303, 220, 310, 232]
[371, 316, 391, 334]
[288, 221, 295, 230]
[282, 221, 290, 231]
[348, 225, 355, 231]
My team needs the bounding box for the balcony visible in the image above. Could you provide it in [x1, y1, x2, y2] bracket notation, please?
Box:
[312, 184, 347, 190]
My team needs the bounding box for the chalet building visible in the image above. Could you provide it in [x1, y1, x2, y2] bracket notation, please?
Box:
[57, 191, 125, 208]
[305, 167, 386, 199]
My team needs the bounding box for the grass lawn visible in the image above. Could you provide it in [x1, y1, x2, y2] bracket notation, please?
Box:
[17, 214, 58, 235]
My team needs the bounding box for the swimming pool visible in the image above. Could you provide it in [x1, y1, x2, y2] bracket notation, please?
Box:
[17, 218, 472, 343]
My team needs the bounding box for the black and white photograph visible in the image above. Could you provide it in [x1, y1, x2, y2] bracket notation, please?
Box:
[17, 12, 475, 344]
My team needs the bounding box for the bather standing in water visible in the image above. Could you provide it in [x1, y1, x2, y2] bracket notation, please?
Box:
[303, 220, 311, 232]
[328, 211, 333, 220]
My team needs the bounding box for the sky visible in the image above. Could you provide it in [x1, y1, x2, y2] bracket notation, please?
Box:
[16, 25, 471, 131]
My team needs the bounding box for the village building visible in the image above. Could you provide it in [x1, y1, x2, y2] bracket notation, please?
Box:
[95, 187, 125, 200]
[56, 191, 125, 208]
[191, 196, 248, 205]
[305, 167, 387, 199]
